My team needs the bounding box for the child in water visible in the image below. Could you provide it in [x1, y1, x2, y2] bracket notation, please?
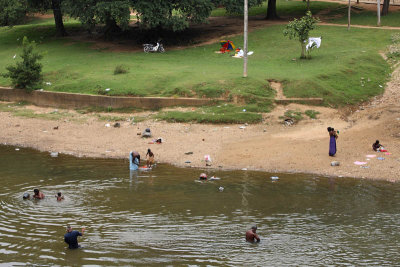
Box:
[55, 192, 64, 201]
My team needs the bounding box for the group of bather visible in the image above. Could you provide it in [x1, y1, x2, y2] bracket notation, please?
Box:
[23, 189, 64, 201]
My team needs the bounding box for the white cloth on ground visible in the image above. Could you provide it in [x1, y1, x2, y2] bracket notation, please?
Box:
[306, 37, 321, 51]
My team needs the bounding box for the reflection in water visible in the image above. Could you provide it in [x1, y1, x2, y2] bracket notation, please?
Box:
[0, 145, 399, 266]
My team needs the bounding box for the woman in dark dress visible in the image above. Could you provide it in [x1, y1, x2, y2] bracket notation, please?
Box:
[327, 127, 338, 156]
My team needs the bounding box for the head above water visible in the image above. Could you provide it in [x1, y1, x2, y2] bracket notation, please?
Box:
[66, 225, 72, 232]
[251, 225, 257, 232]
[33, 189, 39, 195]
[23, 193, 30, 199]
[57, 192, 62, 197]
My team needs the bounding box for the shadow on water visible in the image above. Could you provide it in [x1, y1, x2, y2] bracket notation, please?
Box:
[0, 145, 399, 265]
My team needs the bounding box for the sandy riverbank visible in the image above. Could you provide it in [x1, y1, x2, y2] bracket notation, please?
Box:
[1, 63, 400, 181]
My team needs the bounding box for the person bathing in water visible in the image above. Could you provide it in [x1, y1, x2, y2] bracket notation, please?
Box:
[130, 151, 140, 170]
[64, 225, 85, 249]
[146, 149, 154, 168]
[32, 189, 45, 199]
[246, 225, 260, 243]
[55, 192, 64, 201]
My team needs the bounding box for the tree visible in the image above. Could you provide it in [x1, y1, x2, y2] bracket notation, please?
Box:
[266, 0, 279, 20]
[132, 0, 215, 31]
[283, 11, 320, 59]
[381, 0, 390, 16]
[3, 37, 43, 90]
[28, 0, 67, 36]
[63, 0, 131, 36]
[0, 0, 28, 26]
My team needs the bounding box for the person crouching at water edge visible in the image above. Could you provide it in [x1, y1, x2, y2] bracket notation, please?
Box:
[246, 225, 260, 243]
[129, 151, 140, 170]
[64, 225, 85, 249]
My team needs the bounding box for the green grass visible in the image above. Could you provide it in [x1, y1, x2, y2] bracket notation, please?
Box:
[0, 102, 77, 120]
[280, 109, 304, 121]
[328, 9, 400, 27]
[305, 109, 320, 119]
[211, 0, 343, 17]
[157, 104, 264, 124]
[0, 19, 394, 109]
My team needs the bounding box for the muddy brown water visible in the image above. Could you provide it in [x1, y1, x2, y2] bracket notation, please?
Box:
[0, 145, 399, 266]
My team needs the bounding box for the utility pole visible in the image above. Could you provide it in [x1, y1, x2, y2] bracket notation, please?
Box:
[243, 0, 248, 78]
[347, 0, 351, 30]
[377, 0, 381, 26]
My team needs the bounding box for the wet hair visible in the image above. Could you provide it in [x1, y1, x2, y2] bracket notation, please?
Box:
[23, 193, 30, 199]
[251, 225, 257, 230]
[34, 189, 39, 194]
[57, 192, 62, 197]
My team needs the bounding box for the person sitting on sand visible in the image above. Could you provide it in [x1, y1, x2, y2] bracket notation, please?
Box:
[55, 192, 64, 201]
[146, 149, 155, 168]
[246, 225, 260, 243]
[32, 189, 45, 199]
[372, 140, 384, 152]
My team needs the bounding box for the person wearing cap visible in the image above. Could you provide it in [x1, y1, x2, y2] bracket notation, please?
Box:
[64, 225, 85, 249]
[246, 225, 260, 243]
[32, 189, 45, 199]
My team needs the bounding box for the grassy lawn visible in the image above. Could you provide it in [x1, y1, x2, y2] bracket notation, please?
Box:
[328, 8, 400, 27]
[0, 16, 395, 123]
[211, 0, 344, 17]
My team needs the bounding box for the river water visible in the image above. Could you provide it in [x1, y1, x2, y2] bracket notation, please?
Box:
[0, 145, 399, 266]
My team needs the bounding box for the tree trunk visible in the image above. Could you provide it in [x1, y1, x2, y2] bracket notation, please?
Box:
[301, 41, 306, 59]
[348, 0, 351, 30]
[307, 0, 310, 11]
[51, 0, 67, 36]
[266, 0, 279, 20]
[104, 17, 121, 40]
[382, 0, 390, 16]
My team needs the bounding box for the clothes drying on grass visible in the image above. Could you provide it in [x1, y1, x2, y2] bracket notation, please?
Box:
[306, 37, 321, 51]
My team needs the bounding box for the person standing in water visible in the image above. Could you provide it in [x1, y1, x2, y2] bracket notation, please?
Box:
[327, 127, 338, 157]
[146, 149, 154, 168]
[246, 225, 260, 243]
[32, 189, 45, 199]
[64, 225, 85, 249]
[55, 192, 64, 201]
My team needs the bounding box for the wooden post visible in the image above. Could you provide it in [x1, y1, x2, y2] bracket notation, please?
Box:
[377, 0, 381, 26]
[243, 0, 248, 78]
[348, 0, 351, 30]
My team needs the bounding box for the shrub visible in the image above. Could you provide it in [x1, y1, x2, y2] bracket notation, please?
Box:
[114, 64, 128, 75]
[2, 37, 43, 90]
[0, 0, 27, 26]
